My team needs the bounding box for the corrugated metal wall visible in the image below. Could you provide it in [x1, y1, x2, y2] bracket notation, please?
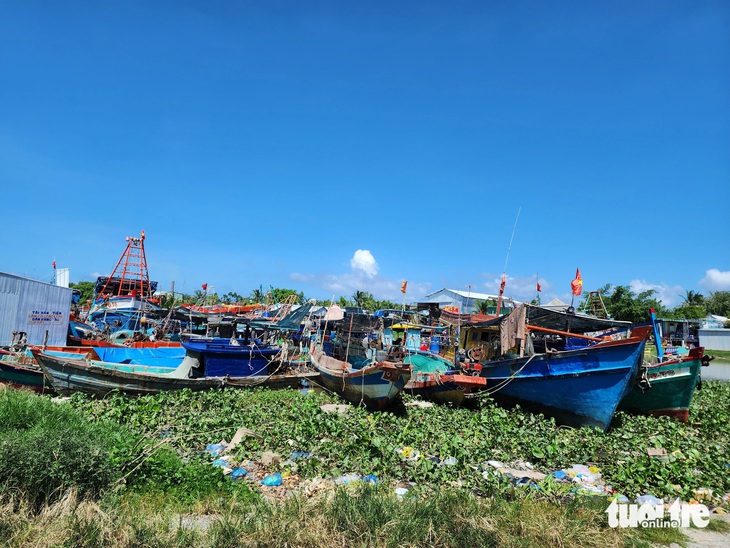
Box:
[0, 272, 72, 346]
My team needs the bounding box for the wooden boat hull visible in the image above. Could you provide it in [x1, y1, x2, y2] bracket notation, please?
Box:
[0, 359, 48, 393]
[31, 350, 318, 397]
[403, 353, 486, 405]
[310, 347, 410, 410]
[618, 347, 703, 422]
[479, 336, 647, 431]
[405, 373, 486, 406]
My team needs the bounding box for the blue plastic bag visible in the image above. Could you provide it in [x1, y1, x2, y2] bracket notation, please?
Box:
[261, 472, 283, 486]
[231, 468, 248, 480]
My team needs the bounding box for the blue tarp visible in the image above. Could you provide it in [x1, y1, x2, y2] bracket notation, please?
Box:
[94, 346, 184, 367]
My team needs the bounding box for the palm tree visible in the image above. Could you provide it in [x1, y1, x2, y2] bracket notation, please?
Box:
[682, 290, 705, 306]
[474, 299, 496, 315]
[250, 289, 263, 304]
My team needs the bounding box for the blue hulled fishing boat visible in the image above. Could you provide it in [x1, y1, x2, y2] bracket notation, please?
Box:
[460, 304, 650, 430]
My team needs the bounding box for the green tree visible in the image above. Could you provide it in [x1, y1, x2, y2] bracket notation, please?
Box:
[705, 291, 730, 317]
[681, 290, 705, 307]
[250, 288, 264, 304]
[601, 285, 666, 324]
[352, 290, 377, 312]
[270, 288, 304, 305]
[375, 299, 399, 310]
[220, 291, 245, 304]
[70, 281, 96, 305]
[474, 299, 497, 315]
[337, 296, 350, 308]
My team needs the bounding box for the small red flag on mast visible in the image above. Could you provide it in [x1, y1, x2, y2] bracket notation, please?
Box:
[202, 283, 208, 291]
[571, 268, 583, 296]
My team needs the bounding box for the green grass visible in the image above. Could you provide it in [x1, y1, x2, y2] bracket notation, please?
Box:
[3, 381, 730, 546]
[0, 485, 634, 547]
[706, 349, 730, 359]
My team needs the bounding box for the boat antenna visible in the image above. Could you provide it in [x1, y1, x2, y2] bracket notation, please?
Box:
[496, 207, 521, 317]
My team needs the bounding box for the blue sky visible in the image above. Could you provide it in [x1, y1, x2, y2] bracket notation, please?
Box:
[1, 1, 728, 307]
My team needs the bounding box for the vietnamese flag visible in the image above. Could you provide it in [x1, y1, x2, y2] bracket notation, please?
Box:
[571, 268, 583, 296]
[202, 283, 208, 291]
[52, 261, 56, 269]
[536, 282, 541, 292]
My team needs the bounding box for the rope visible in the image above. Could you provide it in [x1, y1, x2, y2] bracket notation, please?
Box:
[469, 354, 536, 399]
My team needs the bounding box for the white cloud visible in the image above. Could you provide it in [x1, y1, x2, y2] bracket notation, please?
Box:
[289, 249, 434, 302]
[699, 269, 730, 292]
[629, 280, 684, 307]
[350, 250, 379, 278]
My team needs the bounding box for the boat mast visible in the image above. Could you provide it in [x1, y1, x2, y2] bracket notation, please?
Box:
[98, 230, 151, 298]
[496, 207, 520, 317]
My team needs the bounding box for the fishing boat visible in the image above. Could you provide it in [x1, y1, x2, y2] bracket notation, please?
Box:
[0, 345, 102, 393]
[181, 338, 281, 377]
[618, 347, 706, 422]
[403, 352, 486, 405]
[30, 349, 317, 397]
[309, 345, 410, 410]
[179, 301, 317, 377]
[0, 349, 48, 392]
[460, 304, 650, 430]
[618, 309, 709, 422]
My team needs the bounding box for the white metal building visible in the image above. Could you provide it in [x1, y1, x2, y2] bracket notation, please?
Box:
[419, 288, 517, 315]
[0, 271, 72, 346]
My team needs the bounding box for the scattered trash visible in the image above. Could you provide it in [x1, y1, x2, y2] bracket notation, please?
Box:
[647, 447, 669, 463]
[204, 443, 227, 457]
[261, 472, 283, 486]
[693, 488, 713, 502]
[405, 401, 434, 408]
[635, 494, 663, 506]
[440, 456, 458, 466]
[485, 461, 546, 482]
[552, 470, 568, 481]
[394, 487, 409, 499]
[230, 468, 247, 480]
[611, 493, 630, 504]
[398, 447, 422, 460]
[363, 474, 378, 485]
[290, 452, 311, 460]
[224, 426, 263, 454]
[334, 474, 362, 485]
[320, 404, 350, 414]
[261, 451, 281, 466]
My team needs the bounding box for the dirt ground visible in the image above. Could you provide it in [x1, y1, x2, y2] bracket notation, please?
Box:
[679, 512, 730, 548]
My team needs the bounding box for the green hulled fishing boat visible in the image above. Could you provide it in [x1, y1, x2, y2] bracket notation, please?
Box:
[618, 346, 706, 422]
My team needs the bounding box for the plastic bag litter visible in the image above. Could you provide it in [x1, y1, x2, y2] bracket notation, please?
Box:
[230, 468, 247, 480]
[334, 474, 362, 485]
[635, 494, 663, 506]
[394, 487, 409, 499]
[261, 472, 283, 486]
[204, 443, 227, 457]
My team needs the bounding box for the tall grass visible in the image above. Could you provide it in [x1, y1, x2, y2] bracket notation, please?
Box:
[1, 485, 638, 547]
